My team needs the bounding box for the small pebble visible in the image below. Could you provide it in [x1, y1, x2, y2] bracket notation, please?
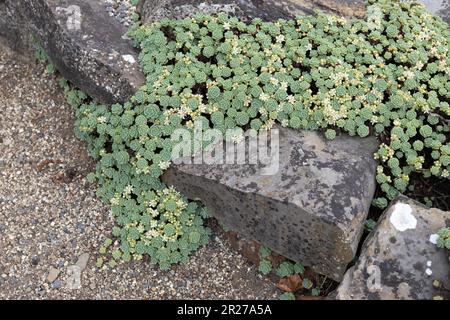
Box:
[51, 279, 62, 289]
[76, 222, 85, 233]
[76, 253, 90, 271]
[31, 256, 40, 266]
[47, 267, 60, 283]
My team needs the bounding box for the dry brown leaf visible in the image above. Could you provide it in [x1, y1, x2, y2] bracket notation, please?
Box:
[277, 274, 302, 292]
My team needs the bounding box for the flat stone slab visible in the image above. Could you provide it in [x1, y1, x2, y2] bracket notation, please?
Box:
[162, 125, 378, 281]
[0, 0, 145, 104]
[334, 195, 450, 300]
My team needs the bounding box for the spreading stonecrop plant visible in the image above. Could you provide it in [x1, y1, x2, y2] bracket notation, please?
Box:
[64, 0, 450, 270]
[436, 227, 450, 250]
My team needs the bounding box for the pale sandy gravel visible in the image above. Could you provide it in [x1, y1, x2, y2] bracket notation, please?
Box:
[0, 45, 279, 300]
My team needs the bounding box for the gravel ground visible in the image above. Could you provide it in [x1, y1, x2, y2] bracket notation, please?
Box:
[0, 45, 279, 300]
[103, 0, 136, 27]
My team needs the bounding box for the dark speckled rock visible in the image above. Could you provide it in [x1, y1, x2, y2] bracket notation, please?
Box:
[334, 195, 450, 299]
[162, 125, 379, 281]
[138, 0, 449, 25]
[0, 0, 145, 104]
[137, 0, 366, 24]
[0, 0, 35, 57]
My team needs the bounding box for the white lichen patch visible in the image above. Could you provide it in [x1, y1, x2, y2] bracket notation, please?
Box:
[429, 233, 439, 244]
[122, 54, 136, 64]
[389, 203, 417, 232]
[105, 85, 113, 93]
[56, 5, 82, 31]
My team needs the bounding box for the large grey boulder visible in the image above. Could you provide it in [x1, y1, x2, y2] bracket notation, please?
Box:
[0, 0, 35, 56]
[0, 0, 145, 104]
[421, 0, 450, 25]
[137, 0, 450, 25]
[334, 195, 450, 300]
[162, 125, 379, 281]
[137, 0, 366, 24]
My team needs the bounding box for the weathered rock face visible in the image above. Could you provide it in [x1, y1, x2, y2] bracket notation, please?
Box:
[162, 125, 378, 281]
[0, 0, 35, 56]
[137, 0, 366, 24]
[0, 0, 145, 104]
[334, 195, 450, 300]
[138, 0, 449, 25]
[421, 0, 450, 25]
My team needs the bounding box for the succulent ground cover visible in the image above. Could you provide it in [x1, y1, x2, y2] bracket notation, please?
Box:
[51, 0, 450, 271]
[436, 227, 450, 251]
